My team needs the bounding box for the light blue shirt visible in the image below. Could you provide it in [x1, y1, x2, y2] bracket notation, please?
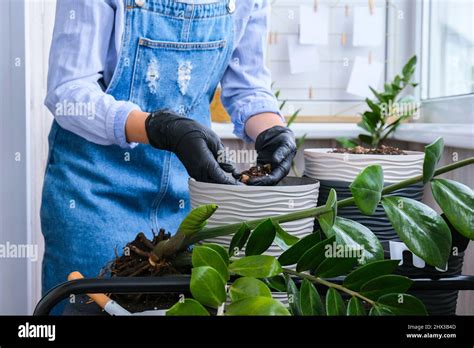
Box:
[45, 0, 280, 147]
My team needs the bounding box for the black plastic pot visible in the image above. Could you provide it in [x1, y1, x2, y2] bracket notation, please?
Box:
[318, 179, 424, 241]
[316, 180, 468, 315]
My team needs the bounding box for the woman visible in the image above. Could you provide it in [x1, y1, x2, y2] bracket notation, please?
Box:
[41, 0, 296, 298]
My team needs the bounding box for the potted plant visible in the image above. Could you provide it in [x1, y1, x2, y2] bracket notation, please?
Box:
[303, 56, 468, 314]
[61, 139, 473, 316]
[305, 55, 423, 241]
[189, 176, 319, 257]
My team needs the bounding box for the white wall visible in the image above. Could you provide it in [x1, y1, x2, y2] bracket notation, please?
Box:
[25, 0, 56, 313]
[0, 0, 29, 315]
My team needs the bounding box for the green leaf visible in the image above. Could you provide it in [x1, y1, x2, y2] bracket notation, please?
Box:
[166, 298, 210, 316]
[319, 189, 337, 235]
[229, 255, 282, 278]
[192, 245, 229, 282]
[363, 111, 381, 129]
[369, 86, 387, 103]
[314, 256, 357, 278]
[346, 297, 366, 316]
[229, 277, 272, 302]
[296, 236, 335, 272]
[325, 288, 346, 316]
[371, 293, 427, 316]
[284, 274, 301, 316]
[299, 279, 325, 316]
[190, 266, 226, 308]
[201, 243, 229, 265]
[278, 233, 321, 266]
[431, 179, 474, 239]
[226, 296, 291, 316]
[423, 137, 444, 184]
[228, 223, 251, 257]
[329, 217, 384, 264]
[273, 221, 299, 251]
[263, 275, 287, 292]
[360, 275, 413, 300]
[336, 137, 358, 149]
[382, 196, 452, 268]
[296, 134, 307, 149]
[349, 165, 384, 215]
[366, 98, 381, 114]
[286, 109, 301, 127]
[402, 55, 417, 77]
[358, 120, 375, 134]
[358, 134, 375, 146]
[178, 204, 218, 236]
[344, 259, 400, 291]
[245, 219, 276, 256]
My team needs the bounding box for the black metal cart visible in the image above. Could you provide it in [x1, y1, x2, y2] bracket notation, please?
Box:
[33, 274, 474, 316]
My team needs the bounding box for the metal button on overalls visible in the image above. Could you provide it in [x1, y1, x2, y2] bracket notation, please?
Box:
[227, 0, 236, 13]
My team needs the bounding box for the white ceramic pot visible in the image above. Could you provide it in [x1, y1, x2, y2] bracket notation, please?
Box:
[304, 148, 425, 183]
[189, 177, 320, 257]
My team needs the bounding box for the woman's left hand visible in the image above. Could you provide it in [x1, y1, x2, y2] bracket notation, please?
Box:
[246, 126, 297, 186]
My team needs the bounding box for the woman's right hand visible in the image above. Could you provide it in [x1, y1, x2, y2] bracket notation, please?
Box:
[142, 110, 240, 185]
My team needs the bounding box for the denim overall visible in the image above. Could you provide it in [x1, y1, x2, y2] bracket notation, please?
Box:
[41, 0, 235, 297]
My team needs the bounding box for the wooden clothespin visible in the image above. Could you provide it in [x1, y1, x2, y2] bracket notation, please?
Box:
[269, 31, 275, 45]
[313, 0, 318, 12]
[368, 51, 373, 64]
[341, 32, 347, 46]
[309, 86, 313, 99]
[345, 4, 349, 17]
[368, 0, 375, 15]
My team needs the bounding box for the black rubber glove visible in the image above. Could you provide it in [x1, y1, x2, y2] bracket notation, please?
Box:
[246, 126, 297, 186]
[145, 110, 239, 185]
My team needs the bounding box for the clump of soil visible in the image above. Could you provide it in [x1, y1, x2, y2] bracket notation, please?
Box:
[332, 145, 406, 155]
[239, 164, 272, 184]
[105, 230, 191, 312]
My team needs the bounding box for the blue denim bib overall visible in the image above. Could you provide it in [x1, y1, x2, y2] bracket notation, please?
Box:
[41, 0, 235, 295]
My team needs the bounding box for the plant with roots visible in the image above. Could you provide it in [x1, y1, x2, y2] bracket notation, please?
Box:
[133, 138, 472, 316]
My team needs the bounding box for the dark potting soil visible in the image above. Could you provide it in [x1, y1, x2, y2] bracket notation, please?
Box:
[239, 164, 272, 184]
[331, 145, 407, 155]
[105, 230, 191, 313]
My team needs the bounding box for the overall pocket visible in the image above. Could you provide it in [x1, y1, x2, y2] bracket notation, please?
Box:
[130, 38, 227, 113]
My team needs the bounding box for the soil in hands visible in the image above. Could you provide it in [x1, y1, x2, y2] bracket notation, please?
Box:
[332, 145, 407, 155]
[239, 164, 272, 184]
[106, 230, 191, 312]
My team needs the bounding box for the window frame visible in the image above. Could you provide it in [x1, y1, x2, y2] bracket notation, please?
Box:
[414, 0, 474, 124]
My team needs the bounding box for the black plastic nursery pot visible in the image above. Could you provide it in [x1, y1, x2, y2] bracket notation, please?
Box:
[316, 180, 467, 316]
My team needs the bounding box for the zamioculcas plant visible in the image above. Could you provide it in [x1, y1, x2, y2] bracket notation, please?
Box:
[337, 55, 418, 149]
[109, 138, 473, 316]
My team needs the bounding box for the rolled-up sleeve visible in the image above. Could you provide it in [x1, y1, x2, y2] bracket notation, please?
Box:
[220, 0, 282, 142]
[44, 0, 141, 149]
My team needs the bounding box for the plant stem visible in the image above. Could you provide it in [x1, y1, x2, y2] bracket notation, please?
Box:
[283, 268, 375, 306]
[190, 157, 473, 244]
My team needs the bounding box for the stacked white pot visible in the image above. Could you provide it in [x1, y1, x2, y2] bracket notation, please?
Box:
[303, 148, 467, 316]
[304, 148, 425, 183]
[304, 148, 425, 241]
[189, 176, 320, 256]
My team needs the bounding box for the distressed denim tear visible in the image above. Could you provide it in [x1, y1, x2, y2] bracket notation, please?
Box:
[177, 61, 193, 95]
[146, 59, 160, 94]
